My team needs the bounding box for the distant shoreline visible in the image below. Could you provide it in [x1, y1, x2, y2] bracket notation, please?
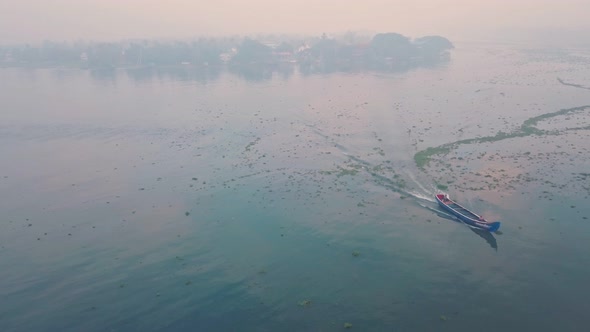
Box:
[1, 33, 453, 71]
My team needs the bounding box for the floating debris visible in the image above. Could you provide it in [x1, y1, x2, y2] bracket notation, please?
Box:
[344, 322, 353, 329]
[298, 300, 311, 307]
[352, 251, 360, 257]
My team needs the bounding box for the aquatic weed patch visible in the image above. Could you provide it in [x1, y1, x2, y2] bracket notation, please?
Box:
[414, 105, 590, 169]
[557, 77, 590, 90]
[414, 146, 452, 168]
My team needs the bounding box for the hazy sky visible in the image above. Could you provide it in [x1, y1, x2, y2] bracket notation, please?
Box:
[1, 0, 588, 43]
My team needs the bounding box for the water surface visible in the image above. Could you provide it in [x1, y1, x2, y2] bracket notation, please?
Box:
[1, 43, 590, 331]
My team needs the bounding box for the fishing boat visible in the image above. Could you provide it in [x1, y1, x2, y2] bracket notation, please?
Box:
[435, 194, 501, 232]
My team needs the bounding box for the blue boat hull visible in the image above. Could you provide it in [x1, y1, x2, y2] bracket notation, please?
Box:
[436, 194, 500, 232]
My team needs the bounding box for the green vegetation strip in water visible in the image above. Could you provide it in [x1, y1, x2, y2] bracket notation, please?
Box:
[414, 105, 590, 169]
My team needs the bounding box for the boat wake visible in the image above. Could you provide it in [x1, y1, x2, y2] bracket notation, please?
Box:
[407, 190, 436, 203]
[342, 154, 440, 205]
[307, 117, 499, 249]
[405, 171, 437, 202]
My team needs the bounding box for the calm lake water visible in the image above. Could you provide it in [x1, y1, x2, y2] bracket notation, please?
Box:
[2, 43, 590, 331]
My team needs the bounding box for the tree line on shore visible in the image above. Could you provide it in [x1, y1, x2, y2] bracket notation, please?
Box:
[1, 32, 453, 71]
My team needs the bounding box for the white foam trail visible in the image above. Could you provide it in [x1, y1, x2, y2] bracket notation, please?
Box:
[410, 191, 436, 202]
[405, 171, 437, 202]
[406, 171, 432, 195]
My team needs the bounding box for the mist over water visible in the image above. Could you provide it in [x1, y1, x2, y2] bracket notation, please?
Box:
[2, 42, 590, 331]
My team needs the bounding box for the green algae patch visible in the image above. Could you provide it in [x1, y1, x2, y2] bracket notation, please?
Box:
[414, 105, 590, 169]
[415, 146, 451, 169]
[335, 165, 361, 177]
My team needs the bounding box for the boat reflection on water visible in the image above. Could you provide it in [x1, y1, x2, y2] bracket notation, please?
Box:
[430, 207, 499, 251]
[468, 226, 498, 251]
